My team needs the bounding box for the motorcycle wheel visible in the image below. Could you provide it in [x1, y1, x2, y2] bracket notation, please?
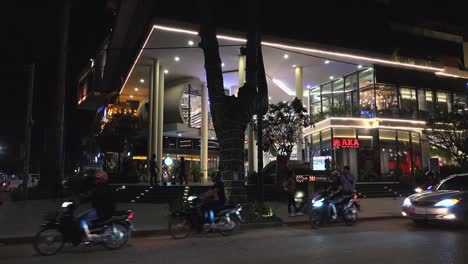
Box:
[220, 217, 240, 236]
[169, 216, 192, 239]
[343, 210, 357, 226]
[310, 210, 322, 229]
[102, 223, 130, 250]
[33, 227, 65, 256]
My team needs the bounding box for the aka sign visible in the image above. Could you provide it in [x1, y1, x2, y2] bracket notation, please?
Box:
[332, 138, 360, 149]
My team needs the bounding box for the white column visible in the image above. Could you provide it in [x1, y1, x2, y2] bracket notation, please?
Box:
[150, 60, 159, 166]
[201, 84, 209, 181]
[295, 66, 304, 161]
[236, 54, 246, 97]
[157, 66, 164, 182]
[147, 65, 154, 172]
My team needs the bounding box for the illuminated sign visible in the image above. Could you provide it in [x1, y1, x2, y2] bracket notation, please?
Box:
[332, 138, 360, 149]
[296, 175, 330, 183]
[312, 156, 332, 171]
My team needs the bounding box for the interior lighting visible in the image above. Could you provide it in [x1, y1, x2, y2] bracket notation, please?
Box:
[324, 60, 330, 64]
[188, 40, 194, 46]
[174, 56, 180, 62]
[283, 54, 289, 59]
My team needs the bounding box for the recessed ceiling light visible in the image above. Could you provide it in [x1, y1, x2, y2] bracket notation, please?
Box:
[329, 76, 334, 80]
[188, 40, 194, 46]
[130, 95, 134, 98]
[307, 85, 311, 88]
[164, 69, 169, 74]
[174, 56, 180, 62]
[357, 65, 363, 69]
[268, 96, 272, 100]
[283, 54, 289, 59]
[177, 133, 182, 137]
[324, 60, 330, 64]
[139, 79, 144, 83]
[134, 88, 139, 91]
[292, 64, 296, 68]
[221, 62, 225, 67]
[211, 137, 215, 140]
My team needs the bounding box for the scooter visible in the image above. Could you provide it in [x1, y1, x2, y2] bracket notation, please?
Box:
[309, 191, 359, 229]
[169, 195, 244, 239]
[33, 201, 134, 256]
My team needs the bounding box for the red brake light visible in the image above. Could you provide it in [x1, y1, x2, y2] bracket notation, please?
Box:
[353, 195, 358, 200]
[2, 182, 6, 187]
[127, 212, 134, 219]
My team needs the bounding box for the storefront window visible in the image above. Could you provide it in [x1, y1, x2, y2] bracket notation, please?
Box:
[332, 79, 345, 116]
[322, 83, 332, 113]
[400, 87, 417, 119]
[376, 85, 399, 118]
[397, 131, 412, 177]
[345, 73, 359, 117]
[359, 88, 375, 118]
[436, 91, 452, 115]
[411, 132, 422, 173]
[453, 93, 467, 110]
[357, 129, 379, 181]
[358, 68, 374, 88]
[309, 86, 321, 115]
[321, 129, 332, 156]
[379, 129, 397, 181]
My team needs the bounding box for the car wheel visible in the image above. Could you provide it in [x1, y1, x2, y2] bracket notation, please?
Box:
[413, 219, 428, 226]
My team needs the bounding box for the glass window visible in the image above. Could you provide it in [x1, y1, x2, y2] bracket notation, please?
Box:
[345, 73, 359, 117]
[400, 87, 417, 119]
[322, 128, 332, 141]
[436, 91, 451, 115]
[454, 93, 467, 110]
[321, 129, 332, 156]
[322, 83, 332, 113]
[357, 129, 375, 148]
[358, 68, 374, 88]
[411, 132, 422, 172]
[333, 128, 356, 138]
[312, 132, 320, 151]
[345, 73, 358, 92]
[437, 176, 468, 191]
[397, 131, 411, 176]
[379, 129, 397, 181]
[376, 85, 399, 118]
[331, 79, 345, 116]
[359, 88, 375, 118]
[309, 86, 321, 115]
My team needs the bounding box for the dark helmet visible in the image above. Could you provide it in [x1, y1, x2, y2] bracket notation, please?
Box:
[329, 171, 340, 182]
[210, 171, 222, 182]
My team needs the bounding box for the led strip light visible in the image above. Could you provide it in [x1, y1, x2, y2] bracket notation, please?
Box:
[119, 24, 447, 95]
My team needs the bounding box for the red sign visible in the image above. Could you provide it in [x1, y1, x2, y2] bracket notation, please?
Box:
[333, 138, 360, 149]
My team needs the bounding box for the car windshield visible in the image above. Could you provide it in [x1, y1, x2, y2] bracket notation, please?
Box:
[437, 176, 468, 191]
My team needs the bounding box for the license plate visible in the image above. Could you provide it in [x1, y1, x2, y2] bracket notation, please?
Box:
[415, 207, 426, 215]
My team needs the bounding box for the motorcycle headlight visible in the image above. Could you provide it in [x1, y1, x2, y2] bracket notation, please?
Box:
[434, 199, 459, 207]
[403, 198, 412, 207]
[414, 187, 422, 193]
[312, 198, 324, 208]
[61, 202, 73, 208]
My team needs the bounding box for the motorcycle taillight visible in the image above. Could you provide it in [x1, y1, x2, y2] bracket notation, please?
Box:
[127, 212, 134, 219]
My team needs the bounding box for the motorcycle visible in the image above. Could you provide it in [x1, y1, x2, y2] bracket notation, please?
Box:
[309, 191, 359, 229]
[33, 201, 134, 256]
[168, 195, 244, 239]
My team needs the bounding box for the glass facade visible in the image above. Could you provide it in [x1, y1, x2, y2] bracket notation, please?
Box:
[310, 128, 422, 182]
[309, 67, 467, 121]
[181, 85, 214, 129]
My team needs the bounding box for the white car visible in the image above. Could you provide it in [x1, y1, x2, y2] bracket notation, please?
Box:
[402, 173, 468, 226]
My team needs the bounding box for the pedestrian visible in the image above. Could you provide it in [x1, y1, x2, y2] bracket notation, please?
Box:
[286, 170, 303, 217]
[341, 165, 356, 195]
[179, 156, 188, 185]
[149, 154, 159, 186]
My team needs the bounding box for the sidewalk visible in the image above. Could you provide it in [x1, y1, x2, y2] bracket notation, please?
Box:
[268, 197, 405, 224]
[0, 197, 404, 243]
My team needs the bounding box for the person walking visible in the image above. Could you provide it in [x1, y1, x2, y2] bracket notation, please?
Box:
[341, 165, 356, 195]
[178, 156, 188, 185]
[149, 154, 159, 186]
[286, 171, 303, 216]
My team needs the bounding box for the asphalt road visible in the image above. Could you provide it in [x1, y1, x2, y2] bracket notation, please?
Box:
[1, 219, 467, 264]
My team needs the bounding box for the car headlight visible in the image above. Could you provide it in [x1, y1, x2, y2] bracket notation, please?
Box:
[414, 187, 422, 193]
[403, 198, 412, 206]
[312, 198, 324, 207]
[434, 199, 460, 207]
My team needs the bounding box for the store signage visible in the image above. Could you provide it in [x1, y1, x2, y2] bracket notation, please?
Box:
[332, 138, 360, 149]
[296, 175, 329, 183]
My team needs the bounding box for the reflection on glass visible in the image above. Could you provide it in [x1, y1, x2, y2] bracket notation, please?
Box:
[322, 83, 332, 113]
[436, 91, 451, 115]
[376, 85, 399, 118]
[309, 86, 321, 115]
[359, 88, 375, 118]
[332, 79, 345, 115]
[400, 87, 417, 119]
[358, 68, 374, 88]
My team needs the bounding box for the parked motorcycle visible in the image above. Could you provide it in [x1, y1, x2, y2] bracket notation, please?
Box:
[309, 191, 359, 229]
[33, 201, 134, 256]
[169, 195, 244, 239]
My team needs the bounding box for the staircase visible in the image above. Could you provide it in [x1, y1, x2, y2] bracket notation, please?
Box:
[356, 182, 414, 198]
[112, 184, 211, 204]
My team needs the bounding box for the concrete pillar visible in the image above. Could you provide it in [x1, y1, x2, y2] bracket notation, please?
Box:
[235, 54, 246, 97]
[201, 84, 209, 181]
[149, 60, 159, 176]
[147, 64, 154, 175]
[295, 66, 304, 161]
[157, 66, 165, 182]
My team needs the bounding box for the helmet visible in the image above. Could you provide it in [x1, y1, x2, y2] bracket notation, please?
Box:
[95, 171, 109, 184]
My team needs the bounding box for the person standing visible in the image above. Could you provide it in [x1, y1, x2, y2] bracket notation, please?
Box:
[178, 156, 188, 185]
[341, 165, 356, 195]
[149, 154, 158, 186]
[286, 171, 303, 216]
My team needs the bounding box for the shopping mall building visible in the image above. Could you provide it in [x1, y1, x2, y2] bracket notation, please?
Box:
[77, 2, 468, 184]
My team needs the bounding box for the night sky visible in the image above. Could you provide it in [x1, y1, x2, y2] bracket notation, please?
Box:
[1, 0, 467, 173]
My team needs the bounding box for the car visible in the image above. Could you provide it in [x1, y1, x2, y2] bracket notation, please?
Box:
[402, 173, 468, 227]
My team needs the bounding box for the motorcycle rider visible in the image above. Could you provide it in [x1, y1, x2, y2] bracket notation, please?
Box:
[327, 170, 343, 220]
[199, 171, 226, 228]
[80, 170, 116, 241]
